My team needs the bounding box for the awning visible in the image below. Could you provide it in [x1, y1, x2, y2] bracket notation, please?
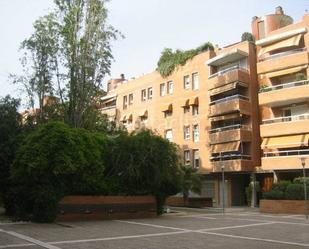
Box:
[261, 134, 309, 149]
[258, 34, 302, 57]
[182, 99, 190, 107]
[206, 48, 248, 66]
[190, 97, 199, 106]
[120, 115, 126, 121]
[161, 104, 173, 112]
[256, 27, 307, 46]
[139, 110, 148, 117]
[209, 82, 248, 96]
[264, 65, 308, 78]
[211, 141, 240, 153]
[209, 113, 240, 122]
[100, 93, 117, 102]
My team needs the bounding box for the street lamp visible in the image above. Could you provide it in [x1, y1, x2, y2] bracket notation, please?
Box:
[221, 164, 225, 214]
[300, 157, 308, 219]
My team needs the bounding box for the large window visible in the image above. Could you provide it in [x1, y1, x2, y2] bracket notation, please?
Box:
[184, 126, 190, 140]
[129, 93, 133, 105]
[193, 149, 199, 168]
[123, 95, 128, 109]
[164, 111, 172, 118]
[167, 81, 174, 94]
[141, 89, 146, 101]
[192, 72, 199, 90]
[165, 129, 173, 142]
[193, 124, 199, 142]
[183, 106, 190, 114]
[148, 87, 153, 99]
[160, 83, 166, 96]
[184, 150, 191, 165]
[184, 75, 190, 90]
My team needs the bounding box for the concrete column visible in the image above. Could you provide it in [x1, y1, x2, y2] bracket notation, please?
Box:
[251, 173, 257, 208]
[273, 171, 278, 183]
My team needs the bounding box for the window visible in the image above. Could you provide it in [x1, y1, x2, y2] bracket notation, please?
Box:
[167, 81, 173, 94]
[183, 106, 190, 114]
[160, 83, 166, 96]
[192, 105, 199, 116]
[129, 93, 133, 105]
[148, 87, 153, 99]
[192, 73, 199, 90]
[164, 111, 172, 118]
[165, 129, 173, 142]
[141, 89, 146, 101]
[184, 75, 190, 90]
[123, 96, 128, 109]
[193, 150, 199, 168]
[141, 116, 148, 122]
[193, 124, 199, 142]
[184, 150, 191, 165]
[184, 126, 190, 140]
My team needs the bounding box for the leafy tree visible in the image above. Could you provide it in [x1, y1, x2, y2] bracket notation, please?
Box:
[0, 96, 21, 206]
[14, 0, 121, 129]
[8, 121, 107, 221]
[241, 32, 255, 42]
[180, 166, 202, 206]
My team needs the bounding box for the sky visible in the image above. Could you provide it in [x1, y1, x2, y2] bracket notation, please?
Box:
[0, 0, 308, 104]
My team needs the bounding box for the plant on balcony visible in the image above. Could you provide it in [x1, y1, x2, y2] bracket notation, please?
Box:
[295, 73, 306, 81]
[241, 32, 255, 42]
[259, 84, 269, 93]
[157, 42, 214, 77]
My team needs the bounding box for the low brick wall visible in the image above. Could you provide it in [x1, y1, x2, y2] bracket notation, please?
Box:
[166, 197, 212, 208]
[260, 199, 309, 214]
[57, 196, 157, 221]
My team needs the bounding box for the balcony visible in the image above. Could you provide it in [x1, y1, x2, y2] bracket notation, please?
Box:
[100, 105, 117, 117]
[257, 48, 308, 75]
[261, 114, 309, 137]
[208, 66, 249, 90]
[209, 95, 251, 117]
[261, 149, 309, 171]
[259, 80, 309, 107]
[211, 158, 253, 172]
[209, 124, 252, 144]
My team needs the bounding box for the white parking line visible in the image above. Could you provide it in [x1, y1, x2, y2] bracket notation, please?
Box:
[0, 243, 33, 248]
[0, 222, 29, 226]
[180, 214, 217, 219]
[0, 229, 61, 249]
[115, 220, 190, 231]
[224, 217, 309, 226]
[198, 222, 275, 231]
[200, 231, 309, 248]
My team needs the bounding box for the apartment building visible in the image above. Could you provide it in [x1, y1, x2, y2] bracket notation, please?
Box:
[100, 7, 309, 207]
[254, 7, 309, 189]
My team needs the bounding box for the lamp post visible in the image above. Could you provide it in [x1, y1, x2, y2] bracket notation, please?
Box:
[221, 164, 225, 214]
[300, 157, 308, 220]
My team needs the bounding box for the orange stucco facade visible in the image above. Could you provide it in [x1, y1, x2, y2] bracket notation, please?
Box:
[100, 7, 309, 207]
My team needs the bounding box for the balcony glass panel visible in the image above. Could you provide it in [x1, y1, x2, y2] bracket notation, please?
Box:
[262, 113, 309, 125]
[209, 94, 249, 106]
[259, 79, 309, 93]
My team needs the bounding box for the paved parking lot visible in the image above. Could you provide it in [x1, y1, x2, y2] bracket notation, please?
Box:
[1, 209, 309, 248]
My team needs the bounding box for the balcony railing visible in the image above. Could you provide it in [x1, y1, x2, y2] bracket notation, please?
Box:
[263, 149, 309, 158]
[259, 80, 309, 93]
[210, 153, 251, 161]
[209, 94, 249, 106]
[209, 65, 248, 79]
[209, 124, 251, 134]
[262, 113, 309, 125]
[100, 105, 116, 111]
[259, 47, 307, 62]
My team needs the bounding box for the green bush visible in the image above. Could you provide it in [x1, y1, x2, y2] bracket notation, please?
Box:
[285, 184, 309, 200]
[293, 177, 309, 185]
[263, 190, 285, 200]
[8, 121, 107, 221]
[271, 181, 290, 192]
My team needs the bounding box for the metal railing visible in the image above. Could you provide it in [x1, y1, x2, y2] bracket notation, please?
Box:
[209, 124, 251, 134]
[100, 105, 116, 111]
[263, 149, 309, 158]
[210, 153, 251, 161]
[209, 65, 248, 79]
[259, 47, 307, 62]
[262, 113, 309, 125]
[259, 79, 309, 93]
[209, 94, 249, 105]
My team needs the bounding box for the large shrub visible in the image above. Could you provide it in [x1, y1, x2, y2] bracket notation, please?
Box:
[285, 184, 309, 200]
[8, 121, 106, 221]
[103, 130, 182, 214]
[263, 190, 285, 200]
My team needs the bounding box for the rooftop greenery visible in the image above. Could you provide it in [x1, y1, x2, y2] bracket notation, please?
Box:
[157, 42, 214, 77]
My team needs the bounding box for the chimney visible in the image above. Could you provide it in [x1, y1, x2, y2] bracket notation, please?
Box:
[275, 6, 284, 15]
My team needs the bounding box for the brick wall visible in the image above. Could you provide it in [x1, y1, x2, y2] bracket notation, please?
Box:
[260, 199, 309, 214]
